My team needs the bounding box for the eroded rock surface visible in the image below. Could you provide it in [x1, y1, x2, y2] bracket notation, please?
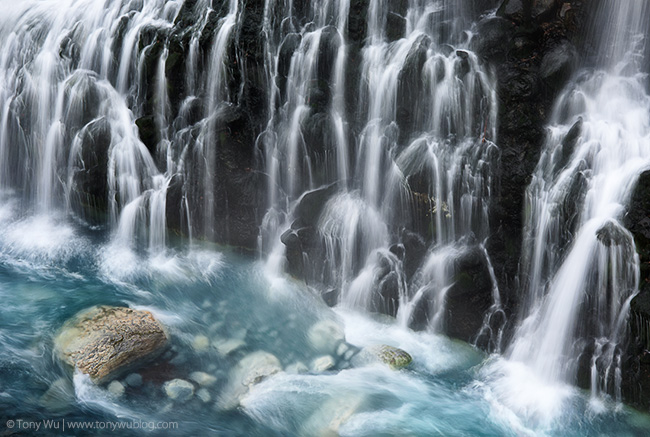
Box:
[54, 306, 168, 383]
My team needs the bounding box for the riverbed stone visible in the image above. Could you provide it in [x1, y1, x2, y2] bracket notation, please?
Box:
[192, 334, 211, 351]
[197, 388, 211, 403]
[164, 379, 195, 402]
[372, 345, 412, 369]
[353, 345, 412, 370]
[302, 394, 365, 436]
[308, 319, 345, 354]
[39, 378, 75, 413]
[285, 361, 309, 374]
[311, 355, 336, 373]
[213, 338, 246, 356]
[189, 371, 217, 387]
[218, 351, 282, 410]
[124, 373, 143, 387]
[54, 306, 168, 383]
[107, 380, 125, 397]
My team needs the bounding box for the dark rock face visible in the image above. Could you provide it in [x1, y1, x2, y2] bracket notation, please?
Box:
[281, 183, 340, 280]
[540, 38, 578, 88]
[497, 0, 560, 22]
[476, 0, 586, 323]
[69, 118, 111, 225]
[622, 171, 650, 410]
[446, 248, 495, 342]
[622, 287, 650, 411]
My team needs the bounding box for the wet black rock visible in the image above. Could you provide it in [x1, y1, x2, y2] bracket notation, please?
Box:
[596, 221, 630, 247]
[293, 183, 340, 228]
[624, 170, 650, 281]
[540, 39, 578, 89]
[497, 0, 560, 23]
[400, 229, 427, 280]
[370, 251, 405, 317]
[281, 183, 340, 279]
[480, 0, 587, 316]
[446, 247, 495, 342]
[386, 12, 407, 42]
[69, 118, 111, 225]
[276, 33, 302, 102]
[553, 116, 582, 170]
[622, 285, 650, 411]
[135, 115, 158, 155]
[473, 17, 515, 62]
[621, 171, 650, 410]
[317, 26, 342, 88]
[396, 34, 431, 141]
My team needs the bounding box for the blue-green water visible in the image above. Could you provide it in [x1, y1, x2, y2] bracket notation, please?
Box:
[0, 202, 649, 436]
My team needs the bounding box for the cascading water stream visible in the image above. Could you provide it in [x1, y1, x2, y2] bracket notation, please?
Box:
[259, 0, 500, 341]
[482, 0, 650, 425]
[0, 0, 248, 264]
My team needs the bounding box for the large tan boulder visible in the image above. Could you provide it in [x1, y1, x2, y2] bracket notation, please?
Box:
[54, 306, 168, 383]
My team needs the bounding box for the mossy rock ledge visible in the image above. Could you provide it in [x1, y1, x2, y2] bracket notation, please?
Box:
[54, 306, 169, 384]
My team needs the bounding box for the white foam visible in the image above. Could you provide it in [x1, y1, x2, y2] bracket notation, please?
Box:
[476, 357, 577, 432]
[336, 308, 481, 374]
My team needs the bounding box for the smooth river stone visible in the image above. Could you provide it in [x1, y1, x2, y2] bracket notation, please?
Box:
[217, 351, 282, 410]
[311, 355, 336, 373]
[307, 319, 345, 354]
[164, 379, 195, 402]
[190, 371, 217, 387]
[107, 380, 125, 397]
[370, 345, 413, 369]
[352, 345, 413, 370]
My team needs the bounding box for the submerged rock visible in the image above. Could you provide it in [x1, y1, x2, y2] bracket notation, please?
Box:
[308, 319, 345, 355]
[302, 394, 366, 436]
[107, 380, 125, 397]
[192, 335, 211, 351]
[218, 351, 282, 410]
[311, 355, 336, 373]
[189, 371, 217, 387]
[197, 388, 211, 403]
[39, 378, 75, 414]
[213, 338, 246, 356]
[54, 306, 168, 383]
[124, 373, 143, 388]
[285, 361, 309, 374]
[164, 379, 195, 402]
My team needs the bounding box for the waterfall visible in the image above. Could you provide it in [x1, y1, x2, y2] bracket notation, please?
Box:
[0, 0, 248, 259]
[0, 0, 502, 342]
[4, 0, 650, 435]
[259, 0, 500, 342]
[506, 0, 650, 408]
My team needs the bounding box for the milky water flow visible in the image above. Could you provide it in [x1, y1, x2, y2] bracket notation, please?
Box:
[483, 0, 650, 426]
[259, 0, 500, 344]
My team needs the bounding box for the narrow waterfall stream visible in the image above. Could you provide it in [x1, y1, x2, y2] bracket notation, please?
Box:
[480, 0, 650, 429]
[1, 0, 650, 436]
